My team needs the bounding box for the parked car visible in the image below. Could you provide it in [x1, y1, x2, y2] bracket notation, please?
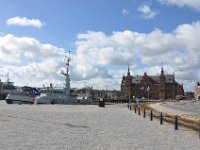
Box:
[140, 97, 148, 102]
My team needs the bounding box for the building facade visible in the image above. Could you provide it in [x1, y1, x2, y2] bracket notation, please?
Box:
[121, 67, 184, 100]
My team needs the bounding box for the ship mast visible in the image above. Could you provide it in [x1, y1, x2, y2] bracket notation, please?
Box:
[60, 51, 71, 100]
[65, 51, 70, 75]
[7, 72, 10, 82]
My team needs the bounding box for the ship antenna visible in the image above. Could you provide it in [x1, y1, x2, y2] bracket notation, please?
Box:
[6, 72, 10, 82]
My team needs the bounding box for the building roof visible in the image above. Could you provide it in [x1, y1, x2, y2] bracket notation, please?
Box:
[132, 76, 142, 84]
[132, 74, 174, 84]
[165, 75, 174, 83]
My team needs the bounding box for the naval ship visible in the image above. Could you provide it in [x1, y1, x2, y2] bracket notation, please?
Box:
[5, 51, 75, 104]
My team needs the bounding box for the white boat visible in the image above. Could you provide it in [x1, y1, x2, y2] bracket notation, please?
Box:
[0, 73, 18, 100]
[36, 51, 75, 104]
[6, 51, 75, 104]
[37, 86, 74, 104]
[6, 94, 51, 104]
[5, 86, 47, 104]
[6, 93, 36, 104]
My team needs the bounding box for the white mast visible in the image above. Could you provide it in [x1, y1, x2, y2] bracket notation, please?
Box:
[61, 51, 71, 102]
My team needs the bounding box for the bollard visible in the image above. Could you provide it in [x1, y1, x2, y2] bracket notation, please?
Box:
[143, 109, 146, 118]
[138, 107, 141, 115]
[150, 110, 153, 121]
[160, 112, 163, 125]
[127, 103, 129, 109]
[175, 115, 178, 130]
[135, 105, 137, 113]
[99, 98, 105, 107]
[130, 104, 131, 110]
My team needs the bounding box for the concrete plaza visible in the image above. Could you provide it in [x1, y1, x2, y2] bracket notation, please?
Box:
[0, 102, 200, 150]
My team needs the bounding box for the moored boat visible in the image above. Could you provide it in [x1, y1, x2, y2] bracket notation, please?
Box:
[0, 75, 18, 100]
[5, 86, 43, 104]
[36, 51, 75, 104]
[5, 51, 75, 104]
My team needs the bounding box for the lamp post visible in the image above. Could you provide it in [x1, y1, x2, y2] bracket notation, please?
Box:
[187, 80, 195, 100]
[173, 68, 182, 100]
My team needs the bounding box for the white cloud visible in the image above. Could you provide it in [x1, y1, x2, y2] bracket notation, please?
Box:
[158, 0, 200, 10]
[0, 34, 64, 63]
[1, 21, 200, 91]
[72, 21, 200, 90]
[71, 77, 120, 90]
[138, 5, 157, 19]
[73, 31, 136, 80]
[122, 9, 130, 16]
[0, 34, 66, 87]
[6, 16, 44, 28]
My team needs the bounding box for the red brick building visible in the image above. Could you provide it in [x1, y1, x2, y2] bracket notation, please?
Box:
[121, 67, 184, 100]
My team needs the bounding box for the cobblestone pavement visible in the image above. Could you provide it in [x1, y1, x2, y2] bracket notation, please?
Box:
[0, 103, 200, 150]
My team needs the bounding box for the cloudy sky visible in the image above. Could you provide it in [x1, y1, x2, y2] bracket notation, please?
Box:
[0, 0, 200, 91]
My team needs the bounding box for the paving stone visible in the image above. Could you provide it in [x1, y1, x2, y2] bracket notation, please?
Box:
[0, 103, 200, 150]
